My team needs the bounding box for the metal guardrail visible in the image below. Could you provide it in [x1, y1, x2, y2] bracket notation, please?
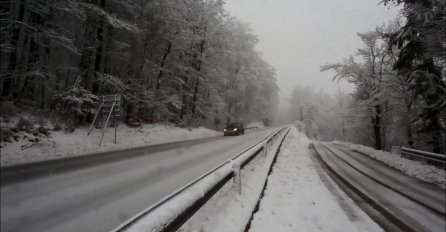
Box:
[399, 147, 446, 169]
[111, 126, 289, 232]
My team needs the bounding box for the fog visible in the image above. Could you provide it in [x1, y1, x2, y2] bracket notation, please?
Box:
[223, 0, 401, 100]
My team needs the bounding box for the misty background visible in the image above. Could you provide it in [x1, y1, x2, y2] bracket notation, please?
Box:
[224, 0, 400, 98]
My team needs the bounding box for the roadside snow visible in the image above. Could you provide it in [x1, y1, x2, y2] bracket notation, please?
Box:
[249, 127, 382, 232]
[0, 122, 219, 166]
[331, 141, 446, 189]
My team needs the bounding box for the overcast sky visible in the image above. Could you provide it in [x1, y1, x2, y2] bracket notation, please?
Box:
[223, 0, 401, 101]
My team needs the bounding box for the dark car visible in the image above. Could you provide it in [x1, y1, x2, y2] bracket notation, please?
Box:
[224, 123, 245, 136]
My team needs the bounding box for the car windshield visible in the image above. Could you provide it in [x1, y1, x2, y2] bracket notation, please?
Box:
[2, 1, 444, 232]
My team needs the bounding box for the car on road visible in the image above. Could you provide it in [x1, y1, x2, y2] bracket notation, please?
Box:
[224, 123, 245, 136]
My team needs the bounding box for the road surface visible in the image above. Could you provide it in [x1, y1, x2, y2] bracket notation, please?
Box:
[1, 127, 279, 232]
[313, 143, 445, 232]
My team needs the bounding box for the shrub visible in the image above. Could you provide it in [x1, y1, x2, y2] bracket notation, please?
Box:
[51, 78, 99, 128]
[1, 128, 13, 142]
[15, 118, 34, 132]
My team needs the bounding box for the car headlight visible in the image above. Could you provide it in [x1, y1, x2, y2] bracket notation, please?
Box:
[224, 129, 227, 132]
[233, 128, 237, 131]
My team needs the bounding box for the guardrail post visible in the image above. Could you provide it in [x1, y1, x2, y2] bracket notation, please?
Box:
[232, 162, 241, 194]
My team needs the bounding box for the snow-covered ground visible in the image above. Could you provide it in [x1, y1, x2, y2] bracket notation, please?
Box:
[177, 126, 381, 232]
[331, 141, 446, 189]
[0, 118, 219, 166]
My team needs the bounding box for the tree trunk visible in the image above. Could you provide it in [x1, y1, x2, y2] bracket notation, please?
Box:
[191, 77, 199, 115]
[0, 46, 8, 97]
[80, 27, 97, 91]
[93, 0, 106, 94]
[180, 75, 188, 120]
[0, 73, 4, 97]
[406, 104, 413, 144]
[155, 41, 171, 91]
[14, 1, 31, 101]
[429, 111, 442, 153]
[0, 1, 12, 97]
[80, 0, 103, 92]
[16, 35, 31, 101]
[191, 38, 206, 117]
[14, 0, 30, 70]
[431, 129, 441, 154]
[373, 104, 382, 150]
[150, 41, 172, 123]
[226, 91, 232, 124]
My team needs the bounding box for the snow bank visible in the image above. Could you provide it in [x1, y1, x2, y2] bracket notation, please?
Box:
[0, 121, 220, 166]
[331, 141, 446, 189]
[249, 127, 382, 232]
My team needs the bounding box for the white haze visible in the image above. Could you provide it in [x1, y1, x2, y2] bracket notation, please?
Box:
[223, 0, 401, 100]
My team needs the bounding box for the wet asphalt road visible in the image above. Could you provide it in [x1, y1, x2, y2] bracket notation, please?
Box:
[1, 127, 278, 232]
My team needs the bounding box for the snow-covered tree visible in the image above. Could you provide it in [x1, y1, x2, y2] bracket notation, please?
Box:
[382, 0, 446, 153]
[1, 0, 279, 130]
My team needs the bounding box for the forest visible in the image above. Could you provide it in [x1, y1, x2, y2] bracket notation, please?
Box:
[289, 0, 446, 153]
[1, 0, 445, 154]
[0, 0, 278, 130]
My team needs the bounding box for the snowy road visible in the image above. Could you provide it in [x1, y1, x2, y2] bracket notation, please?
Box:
[0, 127, 279, 232]
[313, 143, 446, 232]
[179, 127, 383, 232]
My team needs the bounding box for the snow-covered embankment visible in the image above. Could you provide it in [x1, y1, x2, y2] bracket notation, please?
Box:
[0, 121, 219, 166]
